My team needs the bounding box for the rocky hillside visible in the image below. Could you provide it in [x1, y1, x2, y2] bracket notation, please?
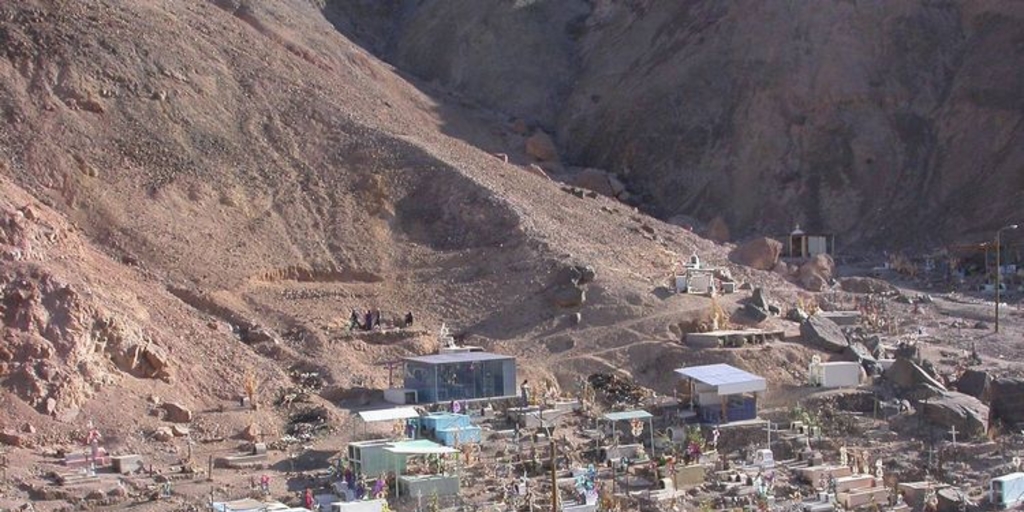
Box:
[0, 0, 784, 429]
[328, 0, 1024, 247]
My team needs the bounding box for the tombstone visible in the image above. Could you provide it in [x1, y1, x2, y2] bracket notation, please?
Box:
[253, 443, 268, 455]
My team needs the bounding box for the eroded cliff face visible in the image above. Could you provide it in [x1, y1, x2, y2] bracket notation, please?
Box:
[329, 0, 1024, 246]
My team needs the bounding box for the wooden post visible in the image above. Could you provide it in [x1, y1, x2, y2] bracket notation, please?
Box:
[207, 455, 213, 481]
[720, 396, 727, 423]
[550, 437, 558, 512]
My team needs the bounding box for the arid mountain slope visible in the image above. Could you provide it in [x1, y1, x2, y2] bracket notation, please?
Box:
[0, 0, 787, 426]
[332, 0, 1024, 247]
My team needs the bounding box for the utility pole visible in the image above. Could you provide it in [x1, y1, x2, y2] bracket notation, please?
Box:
[995, 224, 1019, 333]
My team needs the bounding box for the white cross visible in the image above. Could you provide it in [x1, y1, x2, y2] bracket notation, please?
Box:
[949, 426, 958, 446]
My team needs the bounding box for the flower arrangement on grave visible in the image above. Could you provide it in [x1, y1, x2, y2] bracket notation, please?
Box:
[683, 426, 704, 465]
[372, 474, 387, 500]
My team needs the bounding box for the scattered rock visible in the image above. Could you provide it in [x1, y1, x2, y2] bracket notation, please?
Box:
[798, 254, 834, 291]
[744, 303, 769, 323]
[0, 430, 33, 448]
[21, 423, 35, 434]
[883, 359, 947, 392]
[750, 287, 773, 312]
[729, 237, 782, 271]
[844, 342, 877, 373]
[160, 402, 193, 423]
[171, 425, 190, 437]
[152, 426, 174, 442]
[955, 369, 991, 400]
[921, 392, 989, 439]
[787, 308, 809, 323]
[525, 131, 558, 162]
[988, 377, 1024, 425]
[799, 314, 848, 353]
[839, 277, 897, 294]
[973, 321, 988, 330]
[552, 285, 586, 308]
[241, 423, 261, 442]
[79, 98, 105, 114]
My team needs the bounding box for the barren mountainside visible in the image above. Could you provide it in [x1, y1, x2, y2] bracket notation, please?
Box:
[329, 0, 1024, 247]
[0, 0, 778, 429]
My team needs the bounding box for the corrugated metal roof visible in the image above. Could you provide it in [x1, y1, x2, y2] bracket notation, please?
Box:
[384, 439, 459, 455]
[674, 364, 766, 395]
[602, 410, 653, 421]
[357, 407, 420, 423]
[403, 352, 513, 364]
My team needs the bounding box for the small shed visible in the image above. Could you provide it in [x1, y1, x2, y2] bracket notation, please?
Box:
[403, 352, 516, 403]
[675, 364, 766, 424]
[789, 226, 834, 258]
[383, 440, 461, 500]
[600, 410, 655, 458]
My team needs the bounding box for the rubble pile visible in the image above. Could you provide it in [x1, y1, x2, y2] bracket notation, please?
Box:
[286, 407, 331, 441]
[587, 373, 648, 406]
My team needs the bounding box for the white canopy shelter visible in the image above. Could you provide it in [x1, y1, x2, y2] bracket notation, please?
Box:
[357, 407, 420, 423]
[674, 364, 766, 395]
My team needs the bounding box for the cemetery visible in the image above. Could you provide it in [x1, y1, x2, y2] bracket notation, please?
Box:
[5, 256, 1024, 512]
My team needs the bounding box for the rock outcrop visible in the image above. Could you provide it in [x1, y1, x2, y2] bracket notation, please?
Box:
[730, 237, 782, 271]
[921, 392, 989, 439]
[989, 377, 1024, 425]
[800, 314, 848, 353]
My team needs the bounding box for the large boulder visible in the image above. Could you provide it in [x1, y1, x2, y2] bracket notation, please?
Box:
[955, 369, 991, 400]
[884, 359, 947, 392]
[844, 342, 877, 373]
[552, 285, 585, 308]
[745, 287, 773, 323]
[160, 402, 193, 423]
[921, 392, 989, 439]
[839, 277, 897, 294]
[750, 287, 772, 312]
[989, 377, 1024, 425]
[798, 254, 835, 291]
[729, 237, 782, 271]
[525, 131, 558, 162]
[800, 314, 848, 353]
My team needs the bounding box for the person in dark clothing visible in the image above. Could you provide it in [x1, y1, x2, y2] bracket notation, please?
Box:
[363, 310, 373, 331]
[372, 309, 382, 329]
[349, 309, 360, 331]
[404, 311, 414, 327]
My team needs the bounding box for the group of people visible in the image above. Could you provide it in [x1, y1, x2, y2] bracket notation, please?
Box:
[348, 308, 414, 331]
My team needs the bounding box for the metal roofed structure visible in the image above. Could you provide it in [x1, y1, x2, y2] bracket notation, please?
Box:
[601, 410, 654, 422]
[600, 409, 656, 457]
[403, 351, 516, 403]
[383, 439, 460, 456]
[357, 407, 420, 423]
[674, 364, 766, 424]
[403, 352, 512, 364]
